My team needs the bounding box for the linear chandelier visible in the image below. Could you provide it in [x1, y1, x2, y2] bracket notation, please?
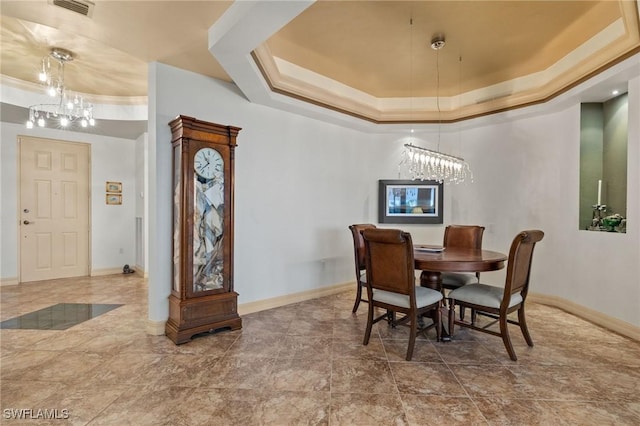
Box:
[26, 48, 95, 130]
[401, 143, 472, 184]
[400, 32, 472, 184]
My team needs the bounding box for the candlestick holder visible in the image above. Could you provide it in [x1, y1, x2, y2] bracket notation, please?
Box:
[588, 204, 607, 231]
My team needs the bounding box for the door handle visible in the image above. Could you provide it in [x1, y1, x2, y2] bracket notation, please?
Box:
[23, 220, 34, 225]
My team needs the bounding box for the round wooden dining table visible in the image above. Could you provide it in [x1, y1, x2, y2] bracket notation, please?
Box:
[413, 246, 508, 291]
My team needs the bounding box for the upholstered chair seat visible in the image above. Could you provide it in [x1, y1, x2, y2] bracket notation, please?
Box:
[373, 286, 442, 309]
[448, 284, 523, 310]
[441, 272, 478, 289]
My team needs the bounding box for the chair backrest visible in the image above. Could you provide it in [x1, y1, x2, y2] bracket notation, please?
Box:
[362, 228, 415, 297]
[503, 229, 544, 304]
[348, 224, 377, 272]
[443, 225, 485, 249]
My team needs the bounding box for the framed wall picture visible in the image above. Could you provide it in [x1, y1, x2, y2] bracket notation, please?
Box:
[106, 181, 122, 193]
[378, 179, 443, 224]
[106, 194, 122, 205]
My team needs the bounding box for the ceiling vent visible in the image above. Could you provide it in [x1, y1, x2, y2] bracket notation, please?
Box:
[49, 0, 95, 18]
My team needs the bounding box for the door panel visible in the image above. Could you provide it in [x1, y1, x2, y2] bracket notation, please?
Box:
[62, 232, 78, 266]
[35, 180, 52, 217]
[20, 137, 90, 282]
[62, 181, 78, 217]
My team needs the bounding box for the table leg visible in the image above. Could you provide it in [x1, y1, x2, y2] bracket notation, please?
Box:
[419, 271, 451, 341]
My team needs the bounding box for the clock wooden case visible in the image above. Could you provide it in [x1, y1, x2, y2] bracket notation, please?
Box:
[166, 115, 242, 344]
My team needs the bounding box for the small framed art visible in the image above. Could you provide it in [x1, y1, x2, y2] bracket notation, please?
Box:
[106, 181, 122, 193]
[106, 194, 122, 205]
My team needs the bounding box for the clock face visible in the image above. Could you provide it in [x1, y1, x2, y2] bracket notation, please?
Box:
[194, 147, 223, 180]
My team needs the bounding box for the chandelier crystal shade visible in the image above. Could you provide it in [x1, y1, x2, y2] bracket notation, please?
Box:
[25, 48, 95, 130]
[400, 143, 473, 184]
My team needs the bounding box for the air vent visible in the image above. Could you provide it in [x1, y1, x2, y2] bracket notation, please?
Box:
[50, 0, 94, 18]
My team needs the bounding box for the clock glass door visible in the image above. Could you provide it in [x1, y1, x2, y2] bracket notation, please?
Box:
[193, 147, 225, 293]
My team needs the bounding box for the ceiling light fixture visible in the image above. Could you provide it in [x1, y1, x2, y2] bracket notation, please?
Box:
[25, 48, 95, 130]
[400, 34, 472, 184]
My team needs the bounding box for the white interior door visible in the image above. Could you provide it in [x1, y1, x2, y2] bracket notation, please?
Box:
[19, 137, 90, 282]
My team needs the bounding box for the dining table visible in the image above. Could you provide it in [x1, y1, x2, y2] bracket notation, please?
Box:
[413, 245, 508, 292]
[413, 245, 508, 340]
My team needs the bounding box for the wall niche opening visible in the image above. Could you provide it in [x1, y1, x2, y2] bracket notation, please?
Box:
[579, 93, 628, 233]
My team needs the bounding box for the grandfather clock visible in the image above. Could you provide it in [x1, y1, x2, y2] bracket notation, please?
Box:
[166, 115, 242, 344]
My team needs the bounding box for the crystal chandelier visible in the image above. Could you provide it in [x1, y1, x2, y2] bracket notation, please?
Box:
[26, 48, 95, 129]
[401, 143, 472, 184]
[399, 34, 472, 184]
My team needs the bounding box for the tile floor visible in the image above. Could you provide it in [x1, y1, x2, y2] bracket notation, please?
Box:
[1, 274, 639, 425]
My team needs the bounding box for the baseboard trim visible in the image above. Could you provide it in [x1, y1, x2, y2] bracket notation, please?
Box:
[1, 272, 145, 285]
[0, 277, 19, 286]
[91, 268, 123, 277]
[529, 292, 640, 341]
[135, 265, 148, 278]
[146, 319, 166, 336]
[238, 282, 354, 316]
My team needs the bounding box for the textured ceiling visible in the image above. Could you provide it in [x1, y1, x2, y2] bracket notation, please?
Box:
[0, 0, 234, 99]
[1, 0, 639, 129]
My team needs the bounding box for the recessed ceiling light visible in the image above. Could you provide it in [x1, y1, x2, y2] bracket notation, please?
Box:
[612, 90, 619, 95]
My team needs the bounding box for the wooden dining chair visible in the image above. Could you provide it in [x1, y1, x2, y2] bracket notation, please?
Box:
[361, 228, 443, 361]
[447, 230, 544, 361]
[441, 225, 485, 290]
[348, 224, 376, 313]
